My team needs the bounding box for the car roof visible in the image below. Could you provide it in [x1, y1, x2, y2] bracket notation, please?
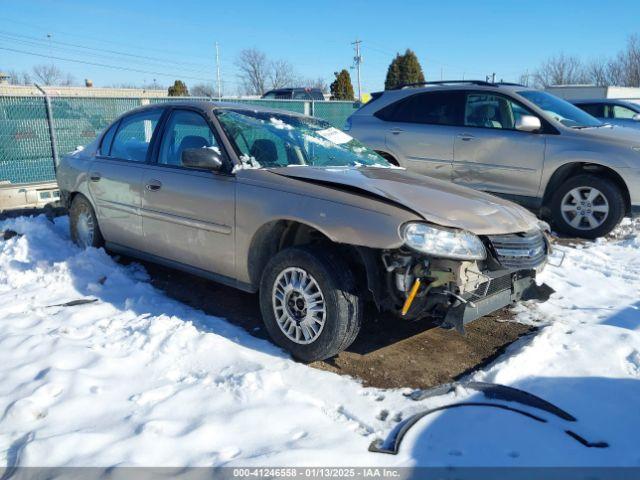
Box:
[265, 87, 322, 93]
[572, 98, 640, 107]
[114, 100, 310, 119]
[379, 82, 532, 96]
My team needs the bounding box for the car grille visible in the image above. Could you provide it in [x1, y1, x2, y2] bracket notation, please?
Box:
[473, 273, 513, 297]
[486, 230, 547, 270]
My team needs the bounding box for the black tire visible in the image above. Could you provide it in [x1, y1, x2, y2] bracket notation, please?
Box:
[69, 194, 104, 248]
[259, 246, 362, 362]
[550, 174, 625, 239]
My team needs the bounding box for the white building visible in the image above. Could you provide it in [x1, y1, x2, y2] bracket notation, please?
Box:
[545, 85, 640, 102]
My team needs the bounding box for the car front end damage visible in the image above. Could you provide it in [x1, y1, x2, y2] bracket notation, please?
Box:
[365, 225, 553, 332]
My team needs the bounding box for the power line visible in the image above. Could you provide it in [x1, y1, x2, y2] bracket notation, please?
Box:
[0, 31, 212, 76]
[0, 16, 211, 61]
[0, 29, 211, 70]
[0, 46, 214, 82]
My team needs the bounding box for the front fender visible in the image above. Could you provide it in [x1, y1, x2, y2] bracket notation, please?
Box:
[234, 180, 420, 285]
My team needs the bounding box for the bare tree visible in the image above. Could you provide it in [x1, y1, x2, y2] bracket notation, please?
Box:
[585, 58, 610, 86]
[610, 34, 640, 86]
[269, 59, 298, 90]
[191, 83, 215, 97]
[6, 69, 32, 85]
[533, 53, 588, 87]
[32, 64, 75, 86]
[236, 49, 270, 95]
[518, 72, 532, 87]
[301, 77, 329, 92]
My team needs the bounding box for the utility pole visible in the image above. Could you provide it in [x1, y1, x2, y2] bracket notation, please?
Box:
[351, 39, 362, 102]
[46, 33, 53, 65]
[215, 42, 222, 100]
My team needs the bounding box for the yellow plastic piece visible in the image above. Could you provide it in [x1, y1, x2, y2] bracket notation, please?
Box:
[401, 278, 422, 316]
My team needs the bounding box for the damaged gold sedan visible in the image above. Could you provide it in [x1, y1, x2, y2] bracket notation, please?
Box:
[56, 101, 552, 361]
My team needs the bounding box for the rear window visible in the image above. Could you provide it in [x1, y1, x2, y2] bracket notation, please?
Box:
[99, 121, 118, 156]
[375, 91, 463, 126]
[110, 110, 162, 162]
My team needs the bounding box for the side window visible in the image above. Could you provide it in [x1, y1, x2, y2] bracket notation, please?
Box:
[158, 110, 219, 167]
[464, 93, 534, 130]
[578, 103, 605, 117]
[293, 91, 311, 100]
[612, 104, 637, 119]
[376, 92, 462, 125]
[99, 122, 118, 156]
[110, 110, 162, 162]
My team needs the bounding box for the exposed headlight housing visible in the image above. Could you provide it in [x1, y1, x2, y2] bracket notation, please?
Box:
[401, 222, 486, 260]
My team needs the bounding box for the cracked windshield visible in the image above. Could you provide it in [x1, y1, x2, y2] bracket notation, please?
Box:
[216, 109, 391, 168]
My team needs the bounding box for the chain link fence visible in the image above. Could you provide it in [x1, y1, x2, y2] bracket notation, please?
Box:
[0, 95, 360, 185]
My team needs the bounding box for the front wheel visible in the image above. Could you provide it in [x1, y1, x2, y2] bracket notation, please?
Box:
[259, 246, 362, 362]
[550, 174, 625, 239]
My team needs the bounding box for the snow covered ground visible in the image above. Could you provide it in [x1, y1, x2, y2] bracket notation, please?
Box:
[0, 215, 639, 468]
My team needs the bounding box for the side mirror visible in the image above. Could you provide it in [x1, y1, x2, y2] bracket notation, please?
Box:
[632, 113, 640, 121]
[181, 147, 224, 171]
[515, 115, 542, 132]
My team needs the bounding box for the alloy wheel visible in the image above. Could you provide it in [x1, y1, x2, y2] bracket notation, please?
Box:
[560, 187, 609, 231]
[272, 267, 326, 345]
[76, 208, 95, 247]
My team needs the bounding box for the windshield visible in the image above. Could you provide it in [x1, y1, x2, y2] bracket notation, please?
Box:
[518, 90, 604, 128]
[215, 109, 391, 169]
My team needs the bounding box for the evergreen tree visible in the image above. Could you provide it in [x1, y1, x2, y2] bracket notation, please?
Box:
[168, 80, 189, 96]
[330, 69, 355, 100]
[384, 49, 425, 89]
[384, 54, 402, 90]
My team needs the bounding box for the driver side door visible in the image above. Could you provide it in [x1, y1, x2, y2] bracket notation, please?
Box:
[140, 108, 236, 279]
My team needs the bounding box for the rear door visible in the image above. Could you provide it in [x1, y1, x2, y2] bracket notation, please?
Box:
[379, 91, 463, 180]
[452, 91, 545, 198]
[139, 108, 236, 279]
[88, 108, 163, 250]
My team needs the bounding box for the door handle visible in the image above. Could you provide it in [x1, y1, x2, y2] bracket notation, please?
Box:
[391, 128, 404, 135]
[457, 133, 475, 141]
[145, 180, 162, 192]
[89, 172, 101, 182]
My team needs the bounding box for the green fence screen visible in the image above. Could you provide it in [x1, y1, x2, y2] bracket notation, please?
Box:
[0, 96, 360, 185]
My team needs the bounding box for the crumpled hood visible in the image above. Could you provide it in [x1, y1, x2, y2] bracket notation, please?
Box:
[268, 167, 541, 235]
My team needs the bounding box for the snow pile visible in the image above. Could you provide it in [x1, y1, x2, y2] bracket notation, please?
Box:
[399, 221, 640, 467]
[0, 216, 417, 467]
[1, 215, 639, 468]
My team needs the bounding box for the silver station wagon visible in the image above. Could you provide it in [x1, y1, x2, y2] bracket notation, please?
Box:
[57, 101, 551, 361]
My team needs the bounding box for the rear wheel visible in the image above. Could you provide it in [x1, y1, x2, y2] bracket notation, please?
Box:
[550, 174, 625, 239]
[69, 195, 104, 248]
[259, 246, 362, 362]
